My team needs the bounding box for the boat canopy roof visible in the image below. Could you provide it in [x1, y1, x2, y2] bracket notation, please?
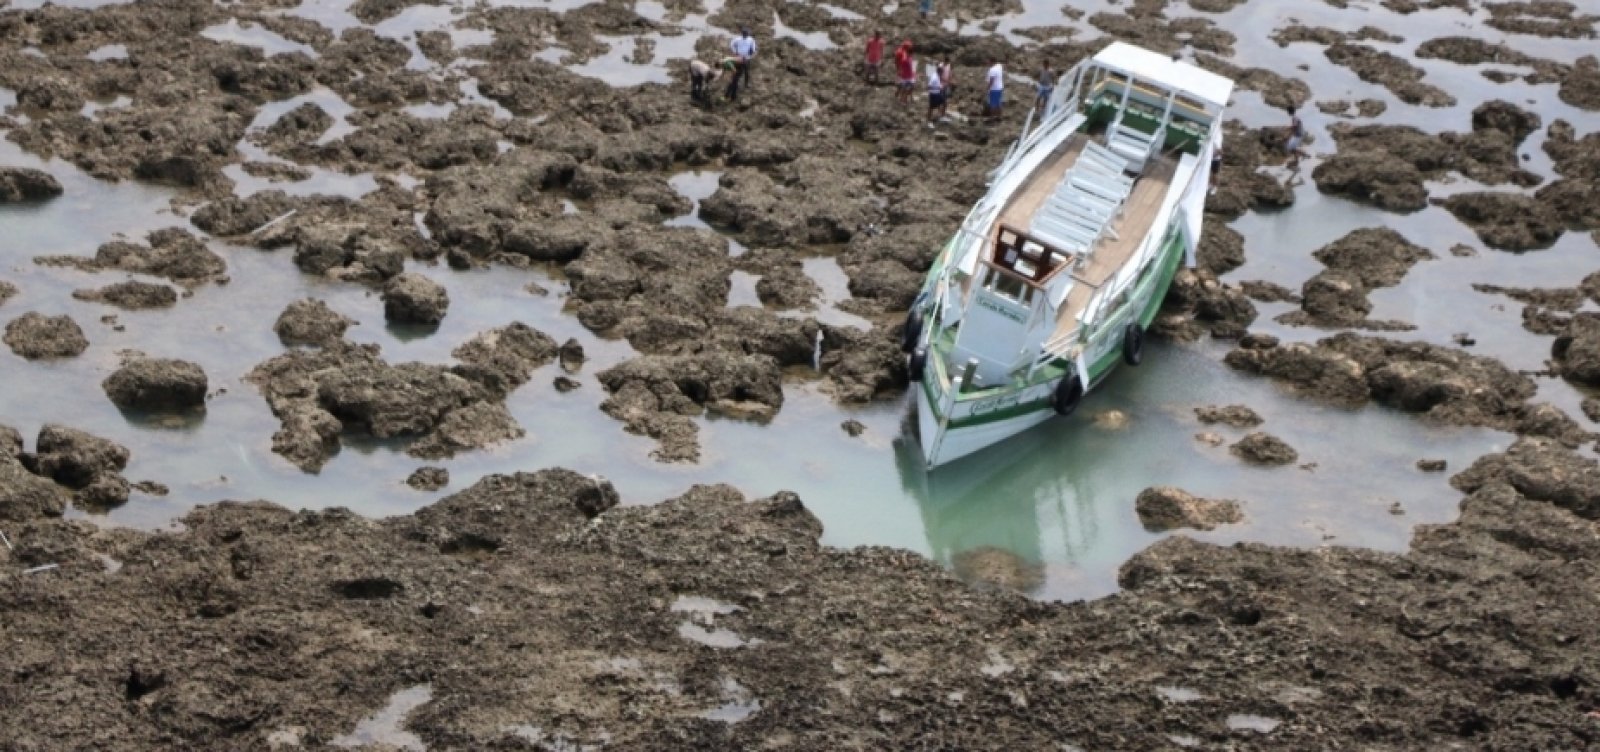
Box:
[1089, 42, 1234, 112]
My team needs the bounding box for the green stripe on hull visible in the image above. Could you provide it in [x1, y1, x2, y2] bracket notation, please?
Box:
[923, 226, 1188, 432]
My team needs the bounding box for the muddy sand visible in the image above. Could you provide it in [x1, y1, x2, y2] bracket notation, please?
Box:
[3, 0, 1600, 747]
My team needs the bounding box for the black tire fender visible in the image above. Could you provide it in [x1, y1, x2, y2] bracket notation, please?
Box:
[907, 347, 928, 382]
[1052, 373, 1084, 416]
[900, 308, 925, 353]
[1122, 322, 1144, 367]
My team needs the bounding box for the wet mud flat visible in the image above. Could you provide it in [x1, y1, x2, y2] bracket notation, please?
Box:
[2, 0, 1600, 746]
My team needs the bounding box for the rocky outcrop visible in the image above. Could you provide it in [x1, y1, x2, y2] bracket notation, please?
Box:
[405, 466, 450, 491]
[1135, 486, 1244, 531]
[248, 322, 555, 471]
[4, 312, 88, 359]
[102, 358, 208, 412]
[22, 425, 133, 508]
[71, 281, 179, 310]
[274, 299, 355, 346]
[597, 352, 785, 462]
[0, 167, 64, 202]
[1439, 193, 1564, 251]
[381, 273, 449, 325]
[1194, 404, 1262, 428]
[1551, 313, 1600, 385]
[1230, 432, 1299, 465]
[35, 228, 226, 287]
[1277, 228, 1432, 329]
[1227, 333, 1544, 434]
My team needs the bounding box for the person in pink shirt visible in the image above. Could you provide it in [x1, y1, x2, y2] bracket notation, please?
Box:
[864, 31, 885, 84]
[895, 40, 915, 105]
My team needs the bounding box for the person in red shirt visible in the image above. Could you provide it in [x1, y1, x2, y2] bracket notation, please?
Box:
[863, 31, 885, 84]
[894, 40, 915, 105]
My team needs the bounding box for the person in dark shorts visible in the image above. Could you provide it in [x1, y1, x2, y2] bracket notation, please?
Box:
[927, 64, 946, 123]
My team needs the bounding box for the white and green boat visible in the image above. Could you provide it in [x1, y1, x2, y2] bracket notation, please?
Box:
[905, 43, 1234, 468]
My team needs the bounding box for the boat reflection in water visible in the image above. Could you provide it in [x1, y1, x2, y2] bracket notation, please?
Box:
[893, 339, 1508, 602]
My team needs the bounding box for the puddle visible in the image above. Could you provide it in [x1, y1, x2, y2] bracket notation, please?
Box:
[1227, 714, 1282, 734]
[818, 4, 864, 21]
[677, 622, 754, 648]
[790, 256, 870, 330]
[698, 678, 761, 723]
[1228, 179, 1594, 420]
[772, 11, 835, 51]
[80, 95, 133, 120]
[373, 5, 494, 71]
[201, 19, 319, 58]
[1157, 686, 1203, 702]
[331, 684, 432, 751]
[726, 270, 762, 308]
[86, 44, 129, 62]
[670, 595, 741, 614]
[221, 87, 378, 199]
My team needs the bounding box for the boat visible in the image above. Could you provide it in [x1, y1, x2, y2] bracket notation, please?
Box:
[904, 42, 1235, 468]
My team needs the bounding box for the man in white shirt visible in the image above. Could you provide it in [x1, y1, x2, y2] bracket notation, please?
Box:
[730, 28, 758, 92]
[985, 59, 1004, 118]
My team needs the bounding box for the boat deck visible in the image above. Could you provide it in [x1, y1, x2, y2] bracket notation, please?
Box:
[985, 131, 1178, 344]
[1049, 154, 1176, 341]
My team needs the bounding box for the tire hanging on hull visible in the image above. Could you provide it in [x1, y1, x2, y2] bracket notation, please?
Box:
[1052, 373, 1084, 416]
[1122, 322, 1144, 366]
[900, 309, 924, 354]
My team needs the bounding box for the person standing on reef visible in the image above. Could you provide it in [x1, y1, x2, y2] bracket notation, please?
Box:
[926, 63, 945, 124]
[730, 27, 758, 92]
[864, 31, 885, 84]
[1035, 62, 1056, 115]
[895, 40, 916, 105]
[937, 59, 954, 116]
[985, 58, 1005, 119]
[721, 54, 745, 101]
[918, 0, 932, 19]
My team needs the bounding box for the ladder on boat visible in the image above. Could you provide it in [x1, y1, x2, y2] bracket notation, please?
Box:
[1028, 140, 1135, 260]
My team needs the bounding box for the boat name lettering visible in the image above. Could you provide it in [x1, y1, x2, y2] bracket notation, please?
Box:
[976, 296, 1026, 323]
[970, 393, 1025, 416]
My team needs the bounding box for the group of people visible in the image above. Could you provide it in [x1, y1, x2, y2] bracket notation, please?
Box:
[684, 27, 1065, 129]
[863, 32, 1035, 124]
[688, 27, 758, 105]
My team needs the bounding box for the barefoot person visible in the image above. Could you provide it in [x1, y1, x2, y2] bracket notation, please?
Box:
[1035, 62, 1055, 115]
[688, 58, 726, 105]
[894, 40, 916, 105]
[926, 63, 946, 124]
[730, 27, 758, 92]
[1285, 105, 1308, 167]
[864, 31, 885, 84]
[985, 58, 1005, 119]
[937, 59, 953, 117]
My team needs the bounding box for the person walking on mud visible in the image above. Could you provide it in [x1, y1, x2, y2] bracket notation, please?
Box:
[894, 40, 916, 105]
[1285, 105, 1308, 168]
[864, 31, 885, 84]
[730, 28, 758, 93]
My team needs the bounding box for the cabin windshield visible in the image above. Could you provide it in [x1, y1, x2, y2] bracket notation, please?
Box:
[991, 225, 1068, 287]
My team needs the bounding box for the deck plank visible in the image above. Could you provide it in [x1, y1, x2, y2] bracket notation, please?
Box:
[1049, 155, 1177, 341]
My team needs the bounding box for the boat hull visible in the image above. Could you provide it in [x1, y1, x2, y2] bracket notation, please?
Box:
[914, 224, 1188, 468]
